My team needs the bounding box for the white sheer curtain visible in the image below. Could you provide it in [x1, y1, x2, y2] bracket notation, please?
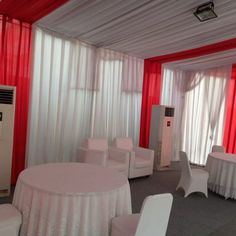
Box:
[161, 65, 230, 165]
[91, 49, 143, 144]
[27, 27, 143, 166]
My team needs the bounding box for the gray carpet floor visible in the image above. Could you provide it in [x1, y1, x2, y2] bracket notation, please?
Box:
[1, 163, 236, 236]
[129, 164, 236, 236]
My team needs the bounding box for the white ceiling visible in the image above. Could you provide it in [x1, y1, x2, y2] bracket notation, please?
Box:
[37, 0, 236, 59]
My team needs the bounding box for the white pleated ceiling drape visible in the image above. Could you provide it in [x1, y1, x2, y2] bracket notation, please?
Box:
[161, 64, 231, 165]
[27, 27, 143, 166]
[37, 0, 236, 58]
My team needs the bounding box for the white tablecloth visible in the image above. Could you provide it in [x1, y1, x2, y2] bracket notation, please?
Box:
[13, 163, 132, 236]
[205, 152, 236, 199]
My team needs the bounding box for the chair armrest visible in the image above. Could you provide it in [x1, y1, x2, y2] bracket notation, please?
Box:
[108, 147, 130, 164]
[77, 147, 107, 166]
[134, 147, 154, 161]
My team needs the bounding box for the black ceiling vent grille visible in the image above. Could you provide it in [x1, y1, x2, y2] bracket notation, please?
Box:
[0, 89, 14, 104]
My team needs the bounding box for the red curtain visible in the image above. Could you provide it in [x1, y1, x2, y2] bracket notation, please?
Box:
[223, 64, 236, 153]
[139, 60, 162, 147]
[0, 16, 32, 183]
[140, 38, 236, 148]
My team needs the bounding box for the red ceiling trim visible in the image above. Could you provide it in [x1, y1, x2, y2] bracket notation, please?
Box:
[148, 37, 236, 63]
[0, 0, 69, 23]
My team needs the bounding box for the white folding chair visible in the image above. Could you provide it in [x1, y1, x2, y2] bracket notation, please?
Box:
[111, 193, 173, 236]
[211, 145, 225, 153]
[176, 151, 209, 197]
[113, 137, 154, 179]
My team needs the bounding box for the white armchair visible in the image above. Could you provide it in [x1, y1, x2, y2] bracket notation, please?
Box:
[77, 138, 130, 177]
[113, 137, 154, 179]
[211, 145, 225, 153]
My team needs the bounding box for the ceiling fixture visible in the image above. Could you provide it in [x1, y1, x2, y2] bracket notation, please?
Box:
[194, 1, 217, 22]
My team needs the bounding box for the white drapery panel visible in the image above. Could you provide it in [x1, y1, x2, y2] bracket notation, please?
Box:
[91, 49, 143, 143]
[27, 27, 143, 166]
[161, 65, 230, 165]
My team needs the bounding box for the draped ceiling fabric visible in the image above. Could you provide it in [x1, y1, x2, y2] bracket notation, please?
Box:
[0, 16, 32, 183]
[27, 27, 143, 166]
[37, 0, 236, 59]
[0, 0, 69, 23]
[140, 39, 236, 150]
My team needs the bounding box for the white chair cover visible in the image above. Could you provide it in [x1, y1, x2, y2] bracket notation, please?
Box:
[111, 193, 173, 236]
[176, 151, 209, 197]
[0, 204, 22, 236]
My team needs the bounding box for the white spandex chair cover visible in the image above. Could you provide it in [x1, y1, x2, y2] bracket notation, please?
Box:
[78, 138, 129, 177]
[0, 204, 22, 236]
[211, 145, 225, 153]
[176, 151, 209, 197]
[113, 137, 154, 179]
[111, 193, 173, 236]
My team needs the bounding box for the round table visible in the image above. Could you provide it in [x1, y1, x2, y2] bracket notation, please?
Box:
[13, 163, 131, 236]
[205, 152, 236, 199]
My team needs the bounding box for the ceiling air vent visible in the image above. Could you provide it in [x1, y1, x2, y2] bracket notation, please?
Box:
[0, 88, 14, 104]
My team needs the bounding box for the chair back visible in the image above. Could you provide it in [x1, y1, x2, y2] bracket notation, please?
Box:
[212, 145, 225, 153]
[114, 137, 133, 151]
[135, 193, 173, 236]
[179, 151, 192, 178]
[86, 138, 108, 151]
[0, 204, 22, 236]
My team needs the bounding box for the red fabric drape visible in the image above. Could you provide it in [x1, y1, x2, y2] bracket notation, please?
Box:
[0, 0, 69, 23]
[223, 64, 236, 153]
[140, 37, 236, 148]
[148, 38, 236, 62]
[139, 60, 162, 147]
[0, 16, 32, 183]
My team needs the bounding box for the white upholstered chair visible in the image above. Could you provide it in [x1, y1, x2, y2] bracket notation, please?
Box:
[211, 145, 225, 153]
[111, 193, 173, 236]
[176, 151, 209, 198]
[113, 137, 154, 179]
[0, 204, 22, 236]
[77, 138, 130, 177]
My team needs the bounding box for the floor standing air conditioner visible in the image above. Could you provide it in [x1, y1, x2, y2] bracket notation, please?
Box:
[149, 105, 174, 169]
[0, 85, 16, 197]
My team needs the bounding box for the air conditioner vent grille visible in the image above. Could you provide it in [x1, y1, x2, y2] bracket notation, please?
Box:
[0, 89, 14, 104]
